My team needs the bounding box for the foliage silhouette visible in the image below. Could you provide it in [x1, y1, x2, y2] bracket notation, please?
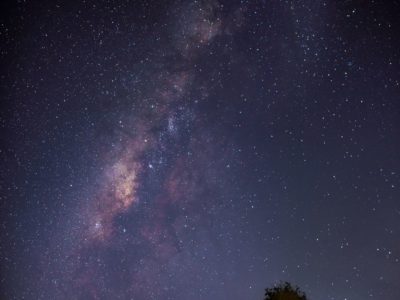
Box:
[264, 282, 307, 300]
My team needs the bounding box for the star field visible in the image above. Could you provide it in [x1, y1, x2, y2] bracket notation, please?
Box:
[1, 1, 399, 299]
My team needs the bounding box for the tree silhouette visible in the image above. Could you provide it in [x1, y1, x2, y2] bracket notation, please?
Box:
[264, 282, 307, 300]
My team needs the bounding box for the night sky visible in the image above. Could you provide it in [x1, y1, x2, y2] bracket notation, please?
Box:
[1, 1, 399, 299]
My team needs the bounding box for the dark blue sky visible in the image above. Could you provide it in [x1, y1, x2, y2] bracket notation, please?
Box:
[1, 1, 399, 299]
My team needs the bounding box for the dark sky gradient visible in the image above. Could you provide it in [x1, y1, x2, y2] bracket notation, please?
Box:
[1, 1, 399, 299]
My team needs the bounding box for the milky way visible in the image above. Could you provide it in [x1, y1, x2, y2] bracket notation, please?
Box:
[35, 1, 244, 298]
[1, 1, 400, 300]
